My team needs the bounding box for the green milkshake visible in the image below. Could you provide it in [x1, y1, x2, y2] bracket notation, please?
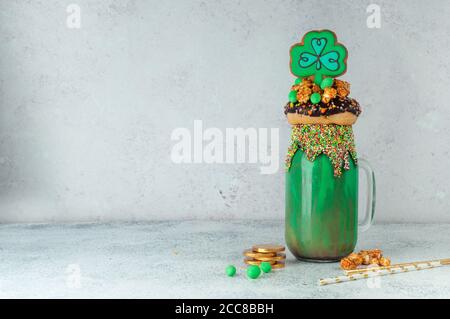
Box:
[284, 30, 375, 262]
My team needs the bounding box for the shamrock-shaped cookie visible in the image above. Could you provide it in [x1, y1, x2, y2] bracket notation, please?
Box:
[290, 30, 348, 84]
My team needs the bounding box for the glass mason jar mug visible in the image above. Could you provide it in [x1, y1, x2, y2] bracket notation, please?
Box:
[285, 128, 375, 262]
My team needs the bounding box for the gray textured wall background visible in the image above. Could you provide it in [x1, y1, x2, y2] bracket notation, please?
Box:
[1, 0, 449, 223]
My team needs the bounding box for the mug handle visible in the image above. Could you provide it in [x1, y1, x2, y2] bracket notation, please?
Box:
[358, 158, 376, 232]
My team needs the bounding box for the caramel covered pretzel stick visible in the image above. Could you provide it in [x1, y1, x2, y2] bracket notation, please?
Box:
[319, 258, 450, 286]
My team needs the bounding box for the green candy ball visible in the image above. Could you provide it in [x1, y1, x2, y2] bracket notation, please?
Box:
[246, 265, 261, 279]
[320, 77, 334, 89]
[288, 90, 297, 103]
[294, 77, 302, 85]
[260, 262, 272, 273]
[225, 265, 236, 277]
[310, 92, 321, 104]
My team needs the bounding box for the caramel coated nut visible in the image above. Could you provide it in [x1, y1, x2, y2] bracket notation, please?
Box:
[347, 253, 363, 266]
[340, 258, 357, 270]
[370, 258, 380, 265]
[362, 254, 371, 265]
[340, 249, 390, 270]
[379, 257, 391, 267]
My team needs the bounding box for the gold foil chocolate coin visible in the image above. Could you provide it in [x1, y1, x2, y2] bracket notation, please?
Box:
[244, 258, 276, 266]
[243, 249, 276, 258]
[271, 262, 285, 269]
[254, 253, 286, 262]
[252, 244, 285, 253]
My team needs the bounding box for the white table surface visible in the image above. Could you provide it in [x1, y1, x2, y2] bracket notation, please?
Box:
[0, 221, 448, 298]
